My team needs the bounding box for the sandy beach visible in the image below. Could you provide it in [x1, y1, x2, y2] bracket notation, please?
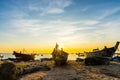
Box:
[3, 60, 118, 80]
[1, 60, 120, 80]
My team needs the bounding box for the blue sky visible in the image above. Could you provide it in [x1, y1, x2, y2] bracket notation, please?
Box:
[0, 0, 120, 53]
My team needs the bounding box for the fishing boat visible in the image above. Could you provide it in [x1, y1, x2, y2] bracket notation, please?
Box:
[85, 41, 120, 58]
[13, 51, 36, 61]
[51, 43, 68, 65]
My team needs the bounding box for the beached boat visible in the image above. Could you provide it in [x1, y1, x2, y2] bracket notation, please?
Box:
[85, 41, 120, 58]
[13, 51, 36, 61]
[51, 43, 68, 65]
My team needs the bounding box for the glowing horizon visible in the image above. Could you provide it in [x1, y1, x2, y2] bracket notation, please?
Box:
[0, 0, 120, 53]
[0, 41, 119, 53]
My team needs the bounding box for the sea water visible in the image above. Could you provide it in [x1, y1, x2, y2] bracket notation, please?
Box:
[0, 53, 78, 60]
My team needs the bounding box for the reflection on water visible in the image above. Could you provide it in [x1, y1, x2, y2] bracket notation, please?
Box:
[35, 54, 52, 60]
[68, 54, 78, 60]
[0, 53, 78, 60]
[1, 53, 15, 59]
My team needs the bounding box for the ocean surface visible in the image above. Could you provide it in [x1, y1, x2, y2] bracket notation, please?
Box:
[0, 53, 78, 60]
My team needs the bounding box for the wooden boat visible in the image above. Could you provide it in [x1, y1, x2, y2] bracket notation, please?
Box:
[85, 41, 120, 58]
[13, 51, 36, 61]
[51, 43, 68, 65]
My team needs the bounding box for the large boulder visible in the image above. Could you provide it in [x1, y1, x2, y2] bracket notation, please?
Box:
[85, 56, 111, 66]
[0, 62, 18, 80]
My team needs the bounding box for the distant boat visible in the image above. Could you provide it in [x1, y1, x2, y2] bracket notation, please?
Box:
[13, 51, 36, 61]
[76, 53, 84, 57]
[0, 54, 3, 60]
[85, 41, 120, 58]
[76, 53, 85, 59]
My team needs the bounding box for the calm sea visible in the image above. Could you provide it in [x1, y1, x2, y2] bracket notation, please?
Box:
[0, 53, 78, 60]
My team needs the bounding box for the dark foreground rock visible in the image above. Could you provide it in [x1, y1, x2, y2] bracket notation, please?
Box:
[0, 62, 18, 80]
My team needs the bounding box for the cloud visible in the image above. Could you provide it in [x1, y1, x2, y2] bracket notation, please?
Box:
[0, 0, 73, 20]
[2, 18, 120, 46]
[83, 19, 120, 43]
[80, 20, 100, 26]
[28, 0, 73, 15]
[47, 8, 64, 14]
[100, 21, 120, 38]
[98, 7, 120, 20]
[81, 6, 90, 12]
[10, 19, 98, 32]
[7, 18, 101, 45]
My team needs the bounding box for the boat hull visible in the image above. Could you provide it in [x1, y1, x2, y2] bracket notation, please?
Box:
[51, 43, 69, 65]
[85, 41, 119, 58]
[13, 51, 35, 61]
[53, 52, 68, 65]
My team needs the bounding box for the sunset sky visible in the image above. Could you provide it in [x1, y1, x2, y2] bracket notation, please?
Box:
[0, 0, 120, 53]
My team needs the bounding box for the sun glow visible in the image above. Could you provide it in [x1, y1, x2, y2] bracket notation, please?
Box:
[58, 43, 63, 50]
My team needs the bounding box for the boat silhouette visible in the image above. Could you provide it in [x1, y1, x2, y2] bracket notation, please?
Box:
[13, 51, 36, 61]
[85, 41, 120, 58]
[52, 43, 68, 65]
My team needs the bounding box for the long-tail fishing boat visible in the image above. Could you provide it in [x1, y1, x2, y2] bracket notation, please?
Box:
[13, 51, 36, 61]
[51, 43, 68, 65]
[85, 41, 120, 58]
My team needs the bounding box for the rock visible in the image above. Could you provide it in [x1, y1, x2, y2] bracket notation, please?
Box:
[0, 62, 18, 80]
